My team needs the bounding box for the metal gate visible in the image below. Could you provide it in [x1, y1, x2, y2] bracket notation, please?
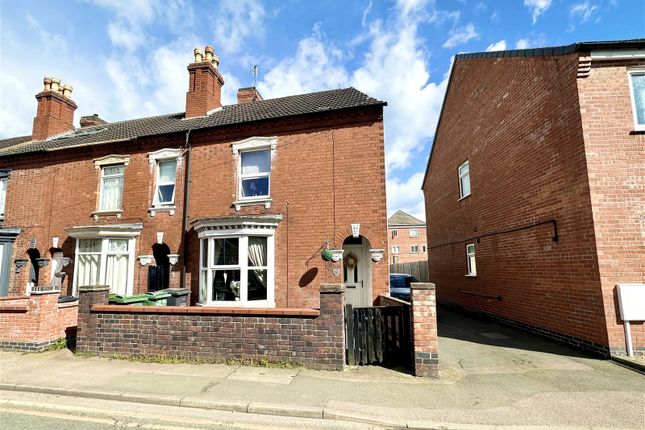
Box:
[345, 304, 412, 368]
[147, 265, 169, 292]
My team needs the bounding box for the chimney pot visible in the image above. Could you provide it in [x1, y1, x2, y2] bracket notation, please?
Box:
[50, 78, 60, 93]
[62, 84, 73, 98]
[212, 54, 220, 68]
[43, 77, 52, 92]
[204, 45, 214, 62]
[193, 47, 203, 63]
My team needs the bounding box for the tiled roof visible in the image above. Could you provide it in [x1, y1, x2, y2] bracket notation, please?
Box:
[388, 210, 425, 227]
[0, 87, 385, 158]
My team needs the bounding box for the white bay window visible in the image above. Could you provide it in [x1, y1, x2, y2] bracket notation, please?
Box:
[67, 224, 142, 296]
[194, 215, 280, 307]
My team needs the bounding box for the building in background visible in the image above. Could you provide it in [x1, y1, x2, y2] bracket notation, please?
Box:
[423, 39, 645, 357]
[387, 210, 427, 264]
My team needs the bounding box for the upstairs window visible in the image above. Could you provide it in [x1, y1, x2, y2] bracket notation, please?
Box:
[0, 176, 7, 221]
[409, 228, 418, 237]
[628, 70, 645, 130]
[458, 161, 471, 199]
[466, 243, 477, 276]
[154, 159, 177, 205]
[240, 150, 270, 199]
[392, 229, 398, 238]
[99, 165, 124, 211]
[411, 245, 419, 253]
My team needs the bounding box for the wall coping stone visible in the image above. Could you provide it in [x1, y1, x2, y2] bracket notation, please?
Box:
[0, 304, 29, 312]
[79, 285, 110, 292]
[30, 289, 61, 296]
[91, 304, 320, 317]
[411, 282, 436, 290]
[58, 302, 79, 309]
[320, 284, 345, 293]
[0, 295, 29, 302]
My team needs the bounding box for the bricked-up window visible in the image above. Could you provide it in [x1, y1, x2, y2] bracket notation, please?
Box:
[458, 161, 471, 199]
[240, 150, 270, 198]
[392, 246, 400, 254]
[199, 233, 275, 307]
[411, 245, 419, 253]
[466, 243, 477, 276]
[628, 70, 645, 130]
[409, 228, 418, 237]
[154, 159, 177, 205]
[99, 165, 124, 211]
[74, 237, 135, 296]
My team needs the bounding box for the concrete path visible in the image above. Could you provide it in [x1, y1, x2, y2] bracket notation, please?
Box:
[0, 308, 643, 429]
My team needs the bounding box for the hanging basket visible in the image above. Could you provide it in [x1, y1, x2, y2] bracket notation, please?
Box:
[321, 248, 333, 261]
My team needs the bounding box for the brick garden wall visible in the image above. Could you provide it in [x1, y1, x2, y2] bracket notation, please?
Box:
[76, 284, 346, 370]
[423, 53, 611, 355]
[0, 290, 78, 350]
[576, 58, 645, 355]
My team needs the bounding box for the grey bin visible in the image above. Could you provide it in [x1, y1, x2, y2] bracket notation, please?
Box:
[161, 288, 191, 306]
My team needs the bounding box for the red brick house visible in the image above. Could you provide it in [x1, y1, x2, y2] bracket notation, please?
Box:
[387, 210, 427, 264]
[423, 39, 645, 357]
[0, 45, 389, 312]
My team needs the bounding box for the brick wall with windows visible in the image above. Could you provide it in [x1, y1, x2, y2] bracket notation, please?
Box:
[0, 107, 388, 309]
[388, 226, 427, 264]
[577, 59, 645, 354]
[423, 52, 614, 354]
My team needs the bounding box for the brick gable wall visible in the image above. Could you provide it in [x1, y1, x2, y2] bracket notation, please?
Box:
[424, 53, 611, 353]
[577, 59, 645, 354]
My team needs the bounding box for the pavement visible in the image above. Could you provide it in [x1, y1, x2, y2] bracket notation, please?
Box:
[0, 307, 643, 429]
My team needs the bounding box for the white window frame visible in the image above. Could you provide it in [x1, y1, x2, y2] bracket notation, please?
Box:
[0, 175, 8, 221]
[410, 245, 419, 253]
[98, 165, 125, 211]
[153, 159, 177, 206]
[148, 148, 181, 215]
[67, 223, 142, 296]
[466, 243, 477, 277]
[231, 137, 277, 211]
[392, 246, 400, 254]
[458, 161, 471, 199]
[194, 215, 280, 308]
[627, 68, 645, 131]
[409, 228, 418, 237]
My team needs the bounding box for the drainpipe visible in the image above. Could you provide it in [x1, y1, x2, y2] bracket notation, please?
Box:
[180, 130, 192, 291]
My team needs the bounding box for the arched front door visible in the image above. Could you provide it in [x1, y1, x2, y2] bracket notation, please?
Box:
[342, 235, 372, 307]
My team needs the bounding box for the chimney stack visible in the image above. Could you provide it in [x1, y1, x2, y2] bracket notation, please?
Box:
[237, 87, 263, 104]
[185, 45, 225, 118]
[32, 76, 77, 141]
[80, 114, 108, 128]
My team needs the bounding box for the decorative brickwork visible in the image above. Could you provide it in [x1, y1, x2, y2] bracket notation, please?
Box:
[0, 290, 78, 351]
[410, 283, 439, 378]
[76, 284, 346, 370]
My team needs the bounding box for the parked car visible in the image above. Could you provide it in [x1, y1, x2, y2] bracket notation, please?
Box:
[389, 273, 418, 302]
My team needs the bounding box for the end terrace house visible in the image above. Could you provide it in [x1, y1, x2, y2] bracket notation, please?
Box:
[0, 45, 389, 310]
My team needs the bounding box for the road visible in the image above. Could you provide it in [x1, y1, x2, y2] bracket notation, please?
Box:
[0, 390, 383, 430]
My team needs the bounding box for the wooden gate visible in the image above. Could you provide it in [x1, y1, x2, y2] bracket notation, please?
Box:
[345, 304, 412, 368]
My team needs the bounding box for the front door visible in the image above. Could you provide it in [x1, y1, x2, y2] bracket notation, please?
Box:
[343, 242, 371, 307]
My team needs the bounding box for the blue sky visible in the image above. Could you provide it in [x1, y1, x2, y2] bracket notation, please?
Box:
[1, 0, 644, 219]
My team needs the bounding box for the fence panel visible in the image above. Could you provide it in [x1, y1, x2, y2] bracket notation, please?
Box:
[389, 260, 428, 282]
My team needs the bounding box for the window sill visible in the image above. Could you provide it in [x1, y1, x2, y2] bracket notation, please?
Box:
[630, 128, 645, 134]
[233, 198, 272, 211]
[458, 194, 471, 202]
[465, 274, 477, 278]
[91, 210, 123, 220]
[149, 205, 176, 217]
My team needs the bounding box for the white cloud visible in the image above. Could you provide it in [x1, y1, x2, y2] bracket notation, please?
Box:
[386, 172, 426, 221]
[524, 0, 552, 24]
[443, 23, 478, 49]
[570, 1, 598, 23]
[515, 38, 530, 49]
[486, 40, 507, 51]
[212, 0, 266, 55]
[258, 24, 349, 98]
